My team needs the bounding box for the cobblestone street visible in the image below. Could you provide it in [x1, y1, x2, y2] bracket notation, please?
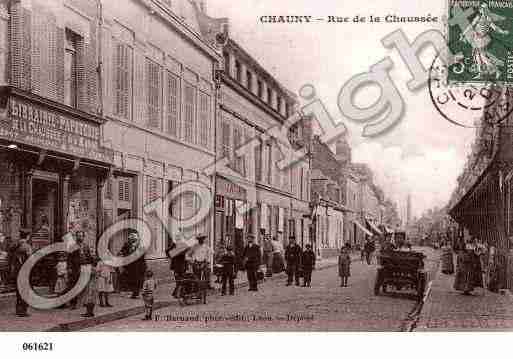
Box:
[91, 248, 438, 331]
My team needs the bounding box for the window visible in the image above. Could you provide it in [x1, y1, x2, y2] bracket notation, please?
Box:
[235, 60, 241, 82]
[255, 138, 262, 182]
[118, 179, 131, 202]
[285, 102, 290, 118]
[246, 70, 252, 90]
[184, 83, 196, 143]
[64, 29, 79, 108]
[221, 121, 231, 159]
[257, 80, 263, 98]
[266, 142, 272, 184]
[233, 125, 244, 175]
[300, 168, 304, 200]
[166, 72, 180, 137]
[277, 96, 282, 113]
[267, 88, 272, 105]
[147, 59, 161, 129]
[223, 51, 230, 73]
[146, 176, 161, 204]
[198, 92, 211, 148]
[115, 43, 132, 119]
[105, 179, 113, 200]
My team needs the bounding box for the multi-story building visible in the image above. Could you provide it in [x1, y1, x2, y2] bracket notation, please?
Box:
[0, 0, 115, 288]
[99, 0, 222, 275]
[310, 136, 347, 257]
[193, 9, 310, 262]
[0, 0, 223, 289]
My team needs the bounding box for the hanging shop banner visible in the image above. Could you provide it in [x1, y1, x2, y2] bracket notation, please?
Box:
[0, 95, 114, 163]
[216, 175, 246, 201]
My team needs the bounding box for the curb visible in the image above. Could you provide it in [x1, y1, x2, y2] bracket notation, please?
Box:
[45, 260, 339, 331]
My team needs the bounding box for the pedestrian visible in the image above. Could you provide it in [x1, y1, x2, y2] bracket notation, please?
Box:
[96, 258, 114, 307]
[338, 243, 351, 287]
[186, 234, 211, 284]
[220, 244, 236, 295]
[54, 252, 69, 298]
[301, 244, 316, 287]
[68, 231, 84, 309]
[454, 242, 476, 295]
[12, 229, 32, 317]
[166, 239, 187, 298]
[81, 255, 98, 318]
[242, 235, 261, 291]
[440, 241, 454, 274]
[122, 230, 147, 299]
[142, 270, 156, 320]
[284, 236, 302, 286]
[364, 239, 373, 265]
[271, 236, 285, 273]
[262, 234, 273, 277]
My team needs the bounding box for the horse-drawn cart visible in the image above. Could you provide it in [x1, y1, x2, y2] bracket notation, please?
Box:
[374, 250, 426, 301]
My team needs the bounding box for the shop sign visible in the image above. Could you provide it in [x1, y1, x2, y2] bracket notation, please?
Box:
[216, 176, 246, 201]
[0, 97, 114, 163]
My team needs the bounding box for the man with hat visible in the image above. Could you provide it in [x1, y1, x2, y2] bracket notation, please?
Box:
[301, 243, 316, 287]
[242, 234, 261, 291]
[284, 236, 302, 286]
[124, 230, 147, 299]
[12, 228, 32, 317]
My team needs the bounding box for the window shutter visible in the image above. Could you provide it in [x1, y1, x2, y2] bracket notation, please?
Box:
[184, 83, 196, 143]
[166, 72, 179, 137]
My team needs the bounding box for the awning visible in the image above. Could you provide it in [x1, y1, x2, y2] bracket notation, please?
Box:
[352, 220, 373, 237]
[366, 219, 382, 235]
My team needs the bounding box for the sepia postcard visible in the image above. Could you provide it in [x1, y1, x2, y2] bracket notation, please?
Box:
[1, 1, 513, 353]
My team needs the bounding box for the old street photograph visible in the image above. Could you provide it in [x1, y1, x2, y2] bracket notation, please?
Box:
[1, 0, 513, 336]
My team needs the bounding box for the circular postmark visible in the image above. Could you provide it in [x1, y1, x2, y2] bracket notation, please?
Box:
[429, 54, 513, 128]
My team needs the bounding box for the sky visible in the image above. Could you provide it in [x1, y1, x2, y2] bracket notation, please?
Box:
[206, 0, 476, 219]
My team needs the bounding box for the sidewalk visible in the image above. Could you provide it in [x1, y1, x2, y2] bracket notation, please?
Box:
[415, 266, 513, 331]
[0, 256, 341, 332]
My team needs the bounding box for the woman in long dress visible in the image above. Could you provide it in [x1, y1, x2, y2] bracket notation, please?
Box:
[454, 245, 475, 295]
[441, 241, 454, 274]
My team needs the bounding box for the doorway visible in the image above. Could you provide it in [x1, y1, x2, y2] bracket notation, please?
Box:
[31, 178, 58, 249]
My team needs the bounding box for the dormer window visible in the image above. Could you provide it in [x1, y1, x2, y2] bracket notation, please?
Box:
[235, 60, 241, 82]
[257, 80, 263, 98]
[246, 70, 252, 90]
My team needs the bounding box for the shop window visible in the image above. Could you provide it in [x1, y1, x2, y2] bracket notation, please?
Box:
[198, 92, 211, 149]
[115, 42, 132, 119]
[147, 58, 162, 129]
[166, 71, 180, 137]
[64, 29, 80, 108]
[184, 83, 196, 143]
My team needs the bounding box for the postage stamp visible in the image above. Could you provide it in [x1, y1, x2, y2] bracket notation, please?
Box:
[448, 0, 513, 84]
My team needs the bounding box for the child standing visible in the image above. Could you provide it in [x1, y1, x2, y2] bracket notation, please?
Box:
[338, 244, 351, 287]
[96, 259, 115, 307]
[142, 270, 156, 320]
[54, 252, 69, 299]
[220, 245, 236, 295]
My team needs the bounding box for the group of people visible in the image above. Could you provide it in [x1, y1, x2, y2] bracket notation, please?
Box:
[440, 237, 491, 296]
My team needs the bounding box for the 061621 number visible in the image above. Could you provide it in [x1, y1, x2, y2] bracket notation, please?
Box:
[22, 343, 54, 351]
